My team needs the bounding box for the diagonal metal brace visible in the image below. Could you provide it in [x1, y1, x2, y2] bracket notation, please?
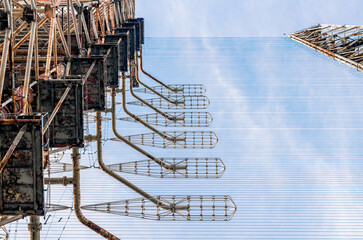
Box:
[0, 124, 27, 173]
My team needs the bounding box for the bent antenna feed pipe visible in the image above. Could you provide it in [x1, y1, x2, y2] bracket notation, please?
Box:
[111, 88, 185, 171]
[121, 73, 184, 143]
[97, 111, 187, 210]
[72, 148, 120, 240]
[127, 73, 179, 122]
[131, 59, 180, 105]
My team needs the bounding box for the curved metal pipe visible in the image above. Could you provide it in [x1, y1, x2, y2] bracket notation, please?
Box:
[138, 47, 178, 93]
[111, 89, 184, 171]
[121, 73, 181, 142]
[97, 111, 186, 210]
[0, 28, 11, 104]
[131, 60, 179, 104]
[128, 73, 179, 122]
[72, 148, 120, 240]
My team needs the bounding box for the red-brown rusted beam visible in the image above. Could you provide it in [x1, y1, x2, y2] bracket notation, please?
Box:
[0, 125, 27, 173]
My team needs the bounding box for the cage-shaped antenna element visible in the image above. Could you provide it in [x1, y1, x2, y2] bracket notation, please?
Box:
[107, 158, 225, 178]
[118, 112, 213, 127]
[44, 161, 89, 174]
[46, 204, 71, 213]
[82, 195, 236, 221]
[133, 84, 206, 96]
[127, 96, 210, 109]
[110, 131, 218, 149]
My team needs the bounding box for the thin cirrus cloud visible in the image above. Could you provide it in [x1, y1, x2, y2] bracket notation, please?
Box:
[136, 0, 363, 37]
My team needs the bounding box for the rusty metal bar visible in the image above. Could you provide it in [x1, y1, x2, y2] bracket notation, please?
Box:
[82, 61, 96, 85]
[0, 125, 27, 173]
[0, 29, 11, 104]
[45, 18, 55, 78]
[30, 0, 36, 10]
[81, 12, 91, 44]
[90, 10, 99, 40]
[45, 177, 73, 185]
[42, 84, 72, 135]
[0, 215, 24, 227]
[13, 17, 48, 51]
[72, 148, 121, 240]
[22, 21, 37, 113]
[95, 7, 105, 37]
[56, 18, 71, 58]
[103, 3, 110, 34]
[113, 1, 120, 26]
[12, 0, 24, 9]
[12, 21, 28, 38]
[70, 1, 81, 50]
[67, 0, 71, 50]
[127, 72, 176, 121]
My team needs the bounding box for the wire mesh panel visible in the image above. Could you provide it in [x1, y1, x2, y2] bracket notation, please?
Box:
[44, 161, 88, 175]
[118, 112, 213, 127]
[82, 195, 236, 221]
[107, 158, 225, 178]
[133, 84, 206, 96]
[110, 131, 218, 148]
[127, 96, 210, 109]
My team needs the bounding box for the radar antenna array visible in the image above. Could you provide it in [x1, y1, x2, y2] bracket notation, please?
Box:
[0, 0, 236, 239]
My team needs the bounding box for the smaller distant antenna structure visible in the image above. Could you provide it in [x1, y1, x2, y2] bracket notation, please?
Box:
[289, 24, 363, 71]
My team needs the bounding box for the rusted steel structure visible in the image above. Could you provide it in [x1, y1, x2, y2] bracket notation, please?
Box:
[0, 0, 236, 239]
[289, 24, 363, 71]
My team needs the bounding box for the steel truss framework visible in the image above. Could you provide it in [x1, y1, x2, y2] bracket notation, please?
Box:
[289, 24, 363, 71]
[0, 0, 236, 239]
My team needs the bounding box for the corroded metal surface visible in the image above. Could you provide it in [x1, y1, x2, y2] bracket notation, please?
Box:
[0, 114, 44, 215]
[37, 80, 84, 148]
[71, 57, 106, 111]
[290, 24, 363, 71]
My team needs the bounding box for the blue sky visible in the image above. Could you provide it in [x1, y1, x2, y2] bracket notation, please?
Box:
[136, 0, 363, 37]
